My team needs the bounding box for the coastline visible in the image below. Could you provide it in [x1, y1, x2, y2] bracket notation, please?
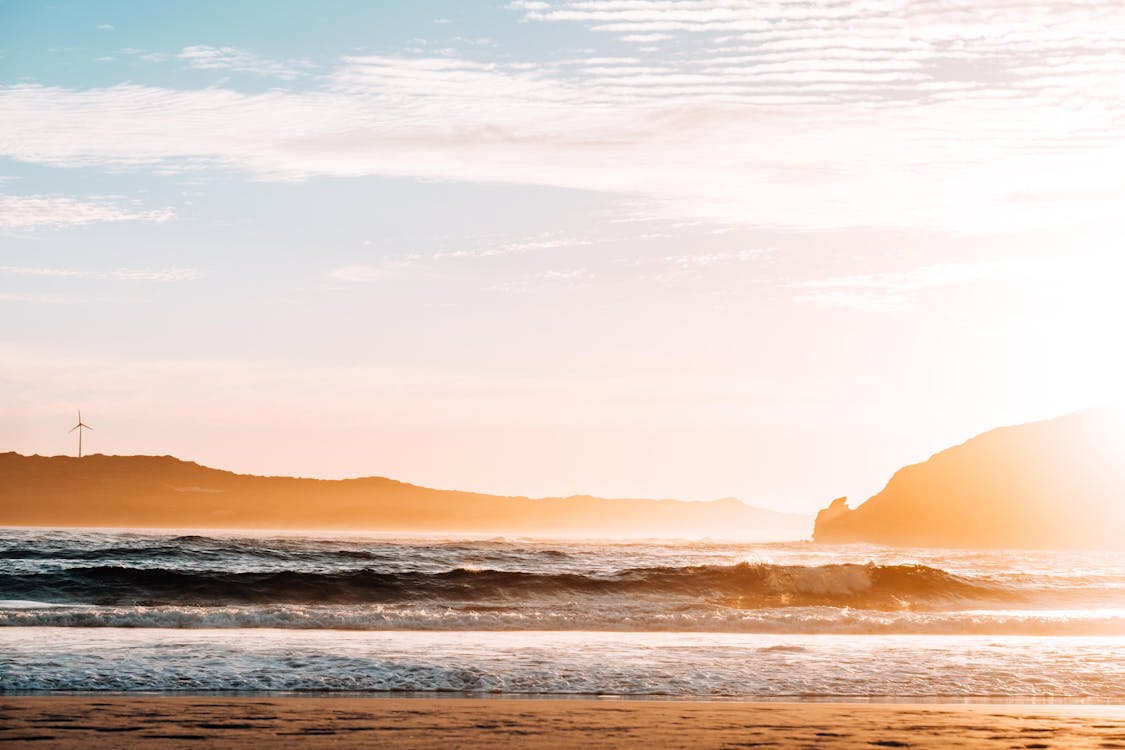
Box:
[3, 696, 1125, 748]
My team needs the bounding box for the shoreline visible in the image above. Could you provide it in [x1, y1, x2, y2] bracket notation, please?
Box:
[4, 691, 1125, 705]
[3, 696, 1125, 748]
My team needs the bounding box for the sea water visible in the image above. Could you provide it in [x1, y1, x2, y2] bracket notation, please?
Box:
[2, 529, 1124, 700]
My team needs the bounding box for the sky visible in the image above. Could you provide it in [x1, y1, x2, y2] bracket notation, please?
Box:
[2, 0, 1124, 514]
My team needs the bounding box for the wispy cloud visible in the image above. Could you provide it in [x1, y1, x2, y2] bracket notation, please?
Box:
[644, 247, 774, 284]
[330, 232, 595, 285]
[0, 292, 128, 304]
[0, 265, 200, 282]
[620, 33, 672, 43]
[0, 266, 88, 278]
[486, 267, 591, 293]
[327, 256, 422, 282]
[794, 258, 1061, 312]
[0, 195, 174, 230]
[176, 45, 311, 80]
[109, 268, 200, 282]
[328, 265, 395, 282]
[664, 248, 773, 269]
[433, 236, 592, 260]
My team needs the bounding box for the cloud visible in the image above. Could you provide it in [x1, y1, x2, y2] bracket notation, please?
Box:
[0, 265, 200, 282]
[664, 248, 774, 269]
[327, 256, 423, 282]
[0, 293, 128, 304]
[328, 264, 395, 282]
[536, 268, 588, 281]
[620, 33, 672, 43]
[328, 229, 598, 284]
[0, 195, 174, 230]
[433, 235, 592, 260]
[793, 258, 1062, 311]
[645, 248, 775, 284]
[486, 267, 591, 293]
[109, 268, 200, 282]
[0, 266, 89, 278]
[177, 45, 309, 80]
[793, 289, 915, 313]
[96, 23, 114, 31]
[4, 2, 1125, 233]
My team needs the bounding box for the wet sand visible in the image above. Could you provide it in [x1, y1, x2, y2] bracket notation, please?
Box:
[3, 697, 1125, 748]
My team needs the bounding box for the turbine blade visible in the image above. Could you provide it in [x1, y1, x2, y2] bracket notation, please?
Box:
[69, 425, 80, 433]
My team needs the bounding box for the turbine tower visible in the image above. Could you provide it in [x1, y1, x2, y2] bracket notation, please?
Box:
[69, 411, 93, 458]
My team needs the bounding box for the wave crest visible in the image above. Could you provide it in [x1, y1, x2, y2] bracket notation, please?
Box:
[0, 562, 1009, 610]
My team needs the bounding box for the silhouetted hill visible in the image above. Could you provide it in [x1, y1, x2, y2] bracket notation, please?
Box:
[0, 453, 808, 539]
[813, 409, 1125, 548]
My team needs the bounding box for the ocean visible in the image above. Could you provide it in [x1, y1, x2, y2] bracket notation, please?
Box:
[2, 529, 1124, 700]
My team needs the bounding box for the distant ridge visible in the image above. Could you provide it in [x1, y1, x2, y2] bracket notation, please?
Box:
[813, 409, 1125, 549]
[0, 453, 808, 540]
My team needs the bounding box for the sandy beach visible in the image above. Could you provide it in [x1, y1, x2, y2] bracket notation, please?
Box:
[2, 697, 1125, 748]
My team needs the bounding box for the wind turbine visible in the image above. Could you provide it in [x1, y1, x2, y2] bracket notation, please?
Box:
[69, 411, 93, 458]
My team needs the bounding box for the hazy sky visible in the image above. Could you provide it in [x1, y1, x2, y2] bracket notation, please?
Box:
[2, 0, 1124, 513]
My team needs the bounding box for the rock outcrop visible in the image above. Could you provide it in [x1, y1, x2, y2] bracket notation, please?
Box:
[813, 409, 1125, 548]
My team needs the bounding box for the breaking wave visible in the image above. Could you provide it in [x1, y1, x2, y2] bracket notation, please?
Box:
[0, 562, 1013, 610]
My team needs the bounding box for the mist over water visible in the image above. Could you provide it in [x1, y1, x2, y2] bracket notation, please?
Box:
[2, 529, 1124, 698]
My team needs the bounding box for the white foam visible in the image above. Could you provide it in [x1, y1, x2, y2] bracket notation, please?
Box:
[0, 599, 82, 609]
[2, 628, 1125, 699]
[2, 603, 1124, 635]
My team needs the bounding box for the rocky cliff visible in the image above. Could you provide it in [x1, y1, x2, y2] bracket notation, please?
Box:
[813, 409, 1125, 548]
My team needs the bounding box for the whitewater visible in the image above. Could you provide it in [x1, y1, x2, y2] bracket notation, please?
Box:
[2, 529, 1124, 699]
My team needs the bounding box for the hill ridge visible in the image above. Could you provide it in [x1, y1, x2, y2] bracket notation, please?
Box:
[0, 452, 808, 540]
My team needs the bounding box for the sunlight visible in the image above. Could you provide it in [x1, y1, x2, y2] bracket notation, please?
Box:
[988, 246, 1125, 415]
[6, 1, 1125, 741]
